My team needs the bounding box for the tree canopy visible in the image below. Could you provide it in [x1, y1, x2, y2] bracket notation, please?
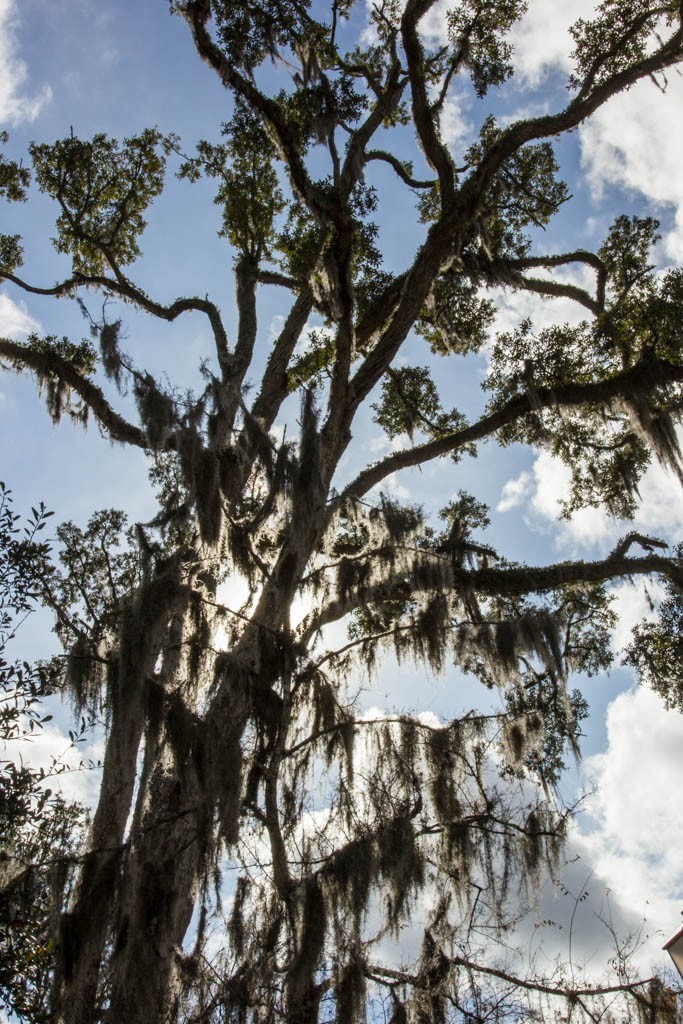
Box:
[2, 1, 683, 1022]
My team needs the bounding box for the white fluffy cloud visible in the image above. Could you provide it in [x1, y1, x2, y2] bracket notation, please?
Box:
[509, 0, 597, 85]
[0, 292, 40, 337]
[575, 686, 683, 963]
[0, 0, 51, 125]
[609, 577, 667, 656]
[580, 74, 683, 262]
[497, 443, 683, 555]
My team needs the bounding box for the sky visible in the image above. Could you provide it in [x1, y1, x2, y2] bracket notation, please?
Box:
[3, 0, 683, 986]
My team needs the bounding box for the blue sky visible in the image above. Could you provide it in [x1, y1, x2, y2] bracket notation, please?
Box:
[3, 0, 683, 981]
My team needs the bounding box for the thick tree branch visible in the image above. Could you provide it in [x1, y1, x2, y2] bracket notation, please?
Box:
[0, 337, 149, 448]
[299, 546, 681, 643]
[340, 63, 407, 197]
[340, 356, 683, 501]
[506, 250, 607, 311]
[365, 149, 436, 189]
[233, 255, 259, 382]
[1, 268, 231, 377]
[464, 249, 607, 314]
[510, 274, 601, 315]
[461, 18, 683, 214]
[251, 289, 314, 429]
[574, 5, 675, 103]
[257, 269, 300, 290]
[347, 23, 683, 432]
[401, 0, 456, 195]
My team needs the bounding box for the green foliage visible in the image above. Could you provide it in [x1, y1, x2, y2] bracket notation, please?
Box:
[466, 117, 569, 259]
[0, 789, 82, 1024]
[0, 133, 30, 273]
[286, 328, 334, 390]
[13, 335, 98, 426]
[437, 491, 491, 557]
[625, 556, 683, 712]
[570, 0, 680, 92]
[178, 104, 285, 260]
[417, 273, 496, 356]
[504, 682, 589, 786]
[485, 215, 683, 516]
[0, 486, 55, 742]
[50, 510, 142, 651]
[205, 0, 315, 72]
[597, 217, 683, 367]
[277, 198, 324, 281]
[0, 131, 30, 203]
[372, 365, 470, 451]
[30, 129, 177, 274]
[0, 233, 24, 273]
[599, 214, 659, 300]
[0, 485, 84, 1024]
[26, 334, 97, 375]
[447, 0, 527, 97]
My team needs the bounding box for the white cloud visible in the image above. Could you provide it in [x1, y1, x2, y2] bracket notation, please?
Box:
[498, 439, 683, 555]
[576, 686, 683, 960]
[609, 578, 666, 656]
[497, 469, 532, 513]
[580, 75, 683, 262]
[497, 449, 614, 549]
[3, 722, 103, 807]
[509, 0, 597, 86]
[0, 0, 52, 125]
[439, 90, 473, 153]
[0, 292, 40, 337]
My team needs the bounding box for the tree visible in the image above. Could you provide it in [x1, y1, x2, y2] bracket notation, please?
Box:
[0, 484, 84, 1024]
[2, 1, 683, 1021]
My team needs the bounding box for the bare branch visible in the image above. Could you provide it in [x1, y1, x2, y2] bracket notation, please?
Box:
[365, 956, 660, 1001]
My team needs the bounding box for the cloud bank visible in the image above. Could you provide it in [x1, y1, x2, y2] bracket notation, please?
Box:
[0, 0, 52, 125]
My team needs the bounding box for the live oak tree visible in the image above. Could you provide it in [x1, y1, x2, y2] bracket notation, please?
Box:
[2, 1, 683, 1022]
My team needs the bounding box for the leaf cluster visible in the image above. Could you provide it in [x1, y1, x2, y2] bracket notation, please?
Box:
[179, 105, 285, 260]
[372, 365, 471, 455]
[625, 552, 683, 712]
[570, 0, 679, 92]
[30, 129, 176, 274]
[447, 0, 527, 97]
[0, 486, 84, 1024]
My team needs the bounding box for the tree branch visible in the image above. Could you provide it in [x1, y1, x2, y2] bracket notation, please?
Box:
[365, 956, 660, 1001]
[1, 268, 231, 377]
[340, 356, 683, 501]
[299, 545, 682, 643]
[461, 17, 683, 214]
[178, 0, 331, 220]
[365, 149, 436, 189]
[401, 0, 456, 195]
[251, 289, 313, 429]
[0, 337, 150, 448]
